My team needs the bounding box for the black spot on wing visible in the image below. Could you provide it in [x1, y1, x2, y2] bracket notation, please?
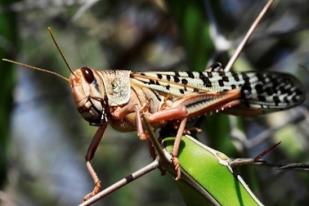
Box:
[208, 62, 223, 72]
[255, 84, 264, 93]
[283, 96, 290, 104]
[153, 90, 162, 101]
[277, 85, 287, 94]
[166, 75, 171, 81]
[292, 95, 299, 102]
[256, 73, 266, 83]
[206, 71, 213, 78]
[241, 83, 252, 96]
[218, 71, 225, 77]
[295, 89, 304, 96]
[222, 76, 229, 82]
[273, 96, 280, 106]
[218, 80, 224, 87]
[265, 87, 274, 96]
[181, 79, 188, 85]
[148, 79, 160, 85]
[287, 89, 294, 95]
[258, 95, 266, 102]
[187, 71, 194, 78]
[232, 72, 240, 82]
[199, 72, 212, 87]
[174, 76, 180, 83]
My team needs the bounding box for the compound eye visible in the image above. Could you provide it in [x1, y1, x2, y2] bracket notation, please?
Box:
[81, 66, 94, 83]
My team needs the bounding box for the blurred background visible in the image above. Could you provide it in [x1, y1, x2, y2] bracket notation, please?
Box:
[0, 0, 309, 205]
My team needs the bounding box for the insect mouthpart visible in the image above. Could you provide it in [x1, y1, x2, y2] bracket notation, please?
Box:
[77, 98, 108, 126]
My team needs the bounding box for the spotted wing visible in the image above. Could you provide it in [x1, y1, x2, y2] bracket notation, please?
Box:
[237, 71, 304, 113]
[131, 71, 243, 96]
[130, 71, 304, 113]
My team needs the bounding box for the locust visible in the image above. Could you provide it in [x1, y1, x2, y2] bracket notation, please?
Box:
[3, 45, 305, 201]
[2, 0, 305, 202]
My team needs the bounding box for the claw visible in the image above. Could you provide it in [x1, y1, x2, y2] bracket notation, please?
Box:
[138, 131, 149, 140]
[83, 180, 101, 202]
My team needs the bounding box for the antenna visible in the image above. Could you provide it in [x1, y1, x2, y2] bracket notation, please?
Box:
[224, 0, 274, 72]
[2, 58, 69, 82]
[47, 26, 76, 76]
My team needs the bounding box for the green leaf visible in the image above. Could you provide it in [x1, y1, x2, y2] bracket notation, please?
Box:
[163, 136, 263, 206]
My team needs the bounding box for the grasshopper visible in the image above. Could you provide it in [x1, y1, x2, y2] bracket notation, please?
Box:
[2, 0, 305, 202]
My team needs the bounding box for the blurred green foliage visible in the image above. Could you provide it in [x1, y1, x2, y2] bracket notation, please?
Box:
[167, 0, 214, 69]
[0, 0, 17, 188]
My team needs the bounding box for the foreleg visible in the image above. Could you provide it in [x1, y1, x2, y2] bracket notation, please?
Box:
[83, 123, 107, 201]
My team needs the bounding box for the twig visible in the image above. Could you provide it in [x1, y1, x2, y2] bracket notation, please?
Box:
[232, 159, 309, 172]
[230, 142, 281, 167]
[230, 142, 309, 172]
[254, 141, 281, 161]
[230, 157, 309, 171]
[224, 0, 274, 72]
[79, 159, 159, 206]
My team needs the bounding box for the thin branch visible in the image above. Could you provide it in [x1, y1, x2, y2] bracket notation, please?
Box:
[230, 142, 309, 172]
[232, 159, 309, 172]
[254, 142, 281, 161]
[230, 142, 280, 167]
[79, 159, 159, 206]
[224, 0, 274, 72]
